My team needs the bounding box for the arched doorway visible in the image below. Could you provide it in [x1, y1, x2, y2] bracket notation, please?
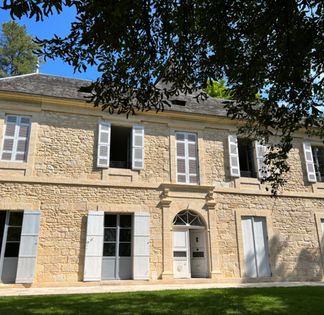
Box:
[172, 210, 208, 278]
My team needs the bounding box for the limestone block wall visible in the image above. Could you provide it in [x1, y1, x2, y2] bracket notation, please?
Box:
[215, 193, 324, 281]
[0, 183, 162, 284]
[34, 112, 100, 179]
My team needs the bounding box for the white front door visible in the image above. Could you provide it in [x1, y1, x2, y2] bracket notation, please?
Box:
[173, 229, 190, 278]
[190, 230, 208, 278]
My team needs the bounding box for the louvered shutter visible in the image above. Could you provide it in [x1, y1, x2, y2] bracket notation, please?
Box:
[176, 132, 198, 184]
[321, 219, 324, 242]
[84, 211, 104, 281]
[1, 115, 31, 161]
[176, 132, 187, 183]
[228, 135, 240, 177]
[303, 141, 316, 182]
[255, 141, 269, 179]
[187, 133, 198, 184]
[16, 211, 41, 283]
[97, 121, 111, 168]
[133, 212, 150, 280]
[132, 125, 144, 170]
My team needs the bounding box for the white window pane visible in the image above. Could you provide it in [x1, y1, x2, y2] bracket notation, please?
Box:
[176, 133, 185, 141]
[177, 142, 185, 157]
[189, 175, 198, 184]
[6, 116, 17, 123]
[2, 152, 11, 160]
[20, 117, 31, 124]
[177, 174, 186, 183]
[3, 139, 14, 151]
[5, 124, 16, 137]
[188, 143, 196, 158]
[187, 134, 196, 142]
[15, 153, 25, 161]
[177, 159, 186, 173]
[16, 139, 27, 152]
[189, 159, 197, 174]
[18, 125, 29, 138]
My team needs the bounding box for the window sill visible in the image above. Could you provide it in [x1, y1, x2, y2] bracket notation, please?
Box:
[234, 177, 262, 191]
[312, 182, 324, 195]
[0, 160, 28, 169]
[102, 167, 139, 183]
[0, 161, 28, 176]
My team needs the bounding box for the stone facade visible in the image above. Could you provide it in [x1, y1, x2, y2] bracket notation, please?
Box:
[0, 74, 323, 287]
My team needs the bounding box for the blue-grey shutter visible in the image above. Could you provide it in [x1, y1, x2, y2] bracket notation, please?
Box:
[84, 211, 104, 281]
[132, 125, 144, 170]
[97, 121, 111, 168]
[303, 141, 316, 182]
[133, 212, 150, 280]
[15, 211, 41, 283]
[228, 135, 240, 177]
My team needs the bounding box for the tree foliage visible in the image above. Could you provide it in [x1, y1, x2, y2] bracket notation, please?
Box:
[1, 0, 324, 194]
[204, 80, 233, 100]
[0, 20, 38, 77]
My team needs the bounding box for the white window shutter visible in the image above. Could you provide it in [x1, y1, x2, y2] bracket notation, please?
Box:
[228, 135, 240, 177]
[241, 217, 257, 277]
[16, 211, 41, 283]
[132, 125, 144, 170]
[321, 219, 324, 242]
[133, 212, 150, 280]
[303, 141, 316, 182]
[97, 121, 111, 168]
[255, 141, 269, 179]
[253, 217, 271, 277]
[84, 211, 104, 281]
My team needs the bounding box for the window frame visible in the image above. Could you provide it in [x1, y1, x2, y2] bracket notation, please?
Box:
[237, 138, 257, 179]
[235, 209, 273, 279]
[0, 115, 31, 163]
[312, 145, 324, 182]
[175, 131, 199, 185]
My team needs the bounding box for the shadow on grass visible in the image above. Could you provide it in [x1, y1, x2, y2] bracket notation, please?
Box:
[1, 287, 324, 315]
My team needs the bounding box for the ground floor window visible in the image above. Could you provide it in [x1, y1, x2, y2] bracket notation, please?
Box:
[102, 214, 132, 280]
[0, 211, 23, 283]
[241, 216, 271, 278]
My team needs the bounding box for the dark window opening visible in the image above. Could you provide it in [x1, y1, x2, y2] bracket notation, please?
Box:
[312, 146, 324, 182]
[0, 212, 6, 257]
[171, 100, 186, 106]
[110, 126, 131, 169]
[238, 138, 257, 178]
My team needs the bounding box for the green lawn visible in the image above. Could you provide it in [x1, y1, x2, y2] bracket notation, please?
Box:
[0, 286, 323, 315]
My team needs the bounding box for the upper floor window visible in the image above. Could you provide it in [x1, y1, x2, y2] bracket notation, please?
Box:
[1, 115, 31, 162]
[303, 142, 324, 183]
[238, 138, 257, 178]
[313, 146, 324, 182]
[176, 132, 199, 184]
[97, 121, 144, 170]
[228, 135, 268, 179]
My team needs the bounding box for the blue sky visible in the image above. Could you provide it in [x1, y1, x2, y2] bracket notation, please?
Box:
[0, 7, 99, 81]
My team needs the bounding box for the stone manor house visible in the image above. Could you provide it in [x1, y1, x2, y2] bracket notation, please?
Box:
[0, 73, 323, 287]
